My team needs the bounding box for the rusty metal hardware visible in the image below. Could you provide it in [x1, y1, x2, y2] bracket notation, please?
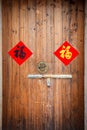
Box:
[37, 61, 48, 74]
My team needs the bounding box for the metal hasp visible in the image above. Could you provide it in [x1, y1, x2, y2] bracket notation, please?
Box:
[27, 74, 72, 87]
[47, 78, 51, 87]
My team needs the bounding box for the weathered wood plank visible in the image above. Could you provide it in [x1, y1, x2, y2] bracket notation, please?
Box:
[2, 0, 84, 130]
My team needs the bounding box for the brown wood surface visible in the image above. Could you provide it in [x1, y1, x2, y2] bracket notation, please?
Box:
[2, 0, 84, 130]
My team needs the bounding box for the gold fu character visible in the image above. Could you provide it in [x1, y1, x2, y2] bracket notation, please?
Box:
[60, 45, 72, 59]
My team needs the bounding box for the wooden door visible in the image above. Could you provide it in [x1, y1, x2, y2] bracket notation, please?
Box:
[2, 0, 84, 130]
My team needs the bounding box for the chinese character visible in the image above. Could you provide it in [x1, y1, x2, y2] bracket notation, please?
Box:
[60, 45, 72, 59]
[14, 45, 26, 59]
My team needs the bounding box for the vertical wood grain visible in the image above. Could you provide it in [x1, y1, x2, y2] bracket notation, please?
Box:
[2, 0, 84, 130]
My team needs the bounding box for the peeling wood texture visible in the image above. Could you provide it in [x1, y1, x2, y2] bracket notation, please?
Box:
[2, 0, 84, 130]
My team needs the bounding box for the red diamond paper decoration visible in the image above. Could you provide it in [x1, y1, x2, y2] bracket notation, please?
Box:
[54, 41, 79, 65]
[8, 41, 33, 65]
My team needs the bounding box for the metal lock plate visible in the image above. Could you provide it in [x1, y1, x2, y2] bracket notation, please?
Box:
[37, 61, 48, 74]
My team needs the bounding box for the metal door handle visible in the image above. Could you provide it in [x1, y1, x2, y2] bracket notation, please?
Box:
[27, 74, 72, 87]
[27, 74, 72, 79]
